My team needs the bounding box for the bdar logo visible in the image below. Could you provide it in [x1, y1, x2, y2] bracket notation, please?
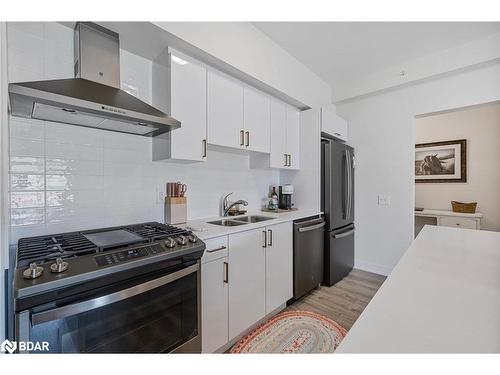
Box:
[0, 339, 17, 354]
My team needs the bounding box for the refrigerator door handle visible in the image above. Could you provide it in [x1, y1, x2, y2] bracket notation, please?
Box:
[343, 150, 349, 220]
[347, 149, 352, 221]
[333, 229, 355, 239]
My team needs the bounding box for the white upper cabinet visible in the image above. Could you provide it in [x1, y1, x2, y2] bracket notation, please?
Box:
[269, 100, 300, 170]
[207, 70, 244, 149]
[169, 52, 207, 162]
[286, 106, 300, 170]
[243, 87, 271, 153]
[269, 99, 287, 168]
[321, 107, 348, 141]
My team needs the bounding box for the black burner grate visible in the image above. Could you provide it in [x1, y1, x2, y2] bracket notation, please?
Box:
[16, 222, 190, 267]
[17, 232, 98, 267]
[127, 222, 187, 240]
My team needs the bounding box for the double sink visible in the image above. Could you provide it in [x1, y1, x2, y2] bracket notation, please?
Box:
[207, 215, 274, 227]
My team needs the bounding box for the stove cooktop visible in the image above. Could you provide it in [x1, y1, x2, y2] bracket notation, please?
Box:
[16, 222, 189, 267]
[14, 222, 205, 299]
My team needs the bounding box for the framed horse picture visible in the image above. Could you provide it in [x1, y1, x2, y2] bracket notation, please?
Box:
[415, 139, 467, 183]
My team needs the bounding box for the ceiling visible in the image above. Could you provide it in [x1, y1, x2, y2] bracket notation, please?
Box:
[253, 22, 500, 101]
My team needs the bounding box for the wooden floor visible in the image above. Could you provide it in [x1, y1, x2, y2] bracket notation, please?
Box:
[287, 269, 386, 331]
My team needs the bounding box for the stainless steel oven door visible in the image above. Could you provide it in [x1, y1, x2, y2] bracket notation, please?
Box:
[16, 263, 201, 353]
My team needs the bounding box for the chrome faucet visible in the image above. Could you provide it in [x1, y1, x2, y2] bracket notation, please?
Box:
[222, 192, 248, 217]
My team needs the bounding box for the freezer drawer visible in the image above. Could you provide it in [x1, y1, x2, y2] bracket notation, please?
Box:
[324, 224, 354, 286]
[293, 217, 325, 299]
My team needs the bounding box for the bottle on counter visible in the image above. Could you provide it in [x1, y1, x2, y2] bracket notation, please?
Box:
[270, 187, 279, 210]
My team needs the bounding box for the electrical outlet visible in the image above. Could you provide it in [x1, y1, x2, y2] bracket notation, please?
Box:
[156, 186, 166, 204]
[378, 195, 391, 206]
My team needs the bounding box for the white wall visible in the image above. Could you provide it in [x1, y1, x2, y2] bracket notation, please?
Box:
[6, 22, 279, 247]
[153, 22, 331, 109]
[337, 63, 500, 275]
[415, 103, 500, 231]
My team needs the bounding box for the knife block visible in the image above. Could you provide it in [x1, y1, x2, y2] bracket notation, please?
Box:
[164, 197, 187, 225]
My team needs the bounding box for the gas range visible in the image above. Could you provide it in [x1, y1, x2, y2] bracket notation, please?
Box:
[13, 221, 205, 353]
[14, 222, 205, 299]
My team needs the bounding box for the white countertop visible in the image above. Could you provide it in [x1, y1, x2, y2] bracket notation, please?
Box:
[181, 209, 322, 240]
[337, 225, 500, 353]
[415, 209, 483, 218]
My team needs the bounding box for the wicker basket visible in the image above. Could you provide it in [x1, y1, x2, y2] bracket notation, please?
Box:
[451, 201, 477, 214]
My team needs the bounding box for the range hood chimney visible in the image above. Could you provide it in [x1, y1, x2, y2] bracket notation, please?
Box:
[8, 22, 180, 137]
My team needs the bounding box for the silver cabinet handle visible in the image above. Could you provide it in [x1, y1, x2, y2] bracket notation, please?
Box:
[333, 229, 355, 239]
[206, 245, 227, 253]
[245, 131, 249, 147]
[240, 130, 244, 146]
[262, 230, 267, 248]
[288, 154, 292, 167]
[284, 154, 287, 167]
[31, 263, 199, 325]
[223, 262, 228, 283]
[267, 229, 273, 246]
[297, 221, 325, 232]
[202, 139, 207, 158]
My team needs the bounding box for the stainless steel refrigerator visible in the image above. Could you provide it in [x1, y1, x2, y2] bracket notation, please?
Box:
[321, 137, 355, 286]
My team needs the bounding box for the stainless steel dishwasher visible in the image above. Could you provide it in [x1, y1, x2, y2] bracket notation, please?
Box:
[293, 216, 326, 299]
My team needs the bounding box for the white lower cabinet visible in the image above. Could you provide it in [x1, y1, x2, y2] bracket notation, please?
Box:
[265, 222, 293, 314]
[201, 223, 294, 351]
[228, 229, 266, 340]
[201, 237, 229, 353]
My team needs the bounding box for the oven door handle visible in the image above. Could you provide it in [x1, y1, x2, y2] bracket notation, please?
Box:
[31, 263, 200, 326]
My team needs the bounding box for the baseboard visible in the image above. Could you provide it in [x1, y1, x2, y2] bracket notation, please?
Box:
[354, 260, 392, 277]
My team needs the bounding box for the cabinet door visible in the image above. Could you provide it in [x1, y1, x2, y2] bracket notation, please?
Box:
[321, 108, 348, 141]
[286, 106, 300, 170]
[265, 222, 293, 314]
[228, 229, 266, 340]
[269, 99, 288, 168]
[170, 52, 207, 161]
[201, 256, 229, 353]
[243, 87, 270, 153]
[207, 70, 244, 149]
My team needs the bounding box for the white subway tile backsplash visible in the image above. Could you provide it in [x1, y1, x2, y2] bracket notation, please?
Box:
[7, 22, 280, 243]
[45, 141, 103, 161]
[10, 174, 45, 191]
[9, 117, 45, 140]
[10, 208, 45, 226]
[10, 138, 45, 158]
[45, 122, 104, 147]
[46, 159, 103, 176]
[10, 157, 45, 174]
[46, 190, 104, 208]
[46, 174, 104, 191]
[10, 192, 45, 208]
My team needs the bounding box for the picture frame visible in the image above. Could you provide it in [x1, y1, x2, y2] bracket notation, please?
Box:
[415, 139, 467, 183]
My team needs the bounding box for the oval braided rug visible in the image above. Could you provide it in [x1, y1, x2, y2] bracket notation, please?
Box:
[230, 310, 347, 354]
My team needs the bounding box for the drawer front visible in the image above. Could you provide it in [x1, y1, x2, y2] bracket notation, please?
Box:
[201, 236, 229, 264]
[439, 217, 477, 230]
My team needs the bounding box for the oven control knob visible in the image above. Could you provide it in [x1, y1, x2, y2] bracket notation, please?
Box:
[176, 235, 187, 246]
[165, 237, 176, 248]
[187, 234, 198, 243]
[50, 258, 69, 273]
[23, 262, 44, 279]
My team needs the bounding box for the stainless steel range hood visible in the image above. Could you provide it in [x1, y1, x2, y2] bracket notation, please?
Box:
[8, 22, 180, 137]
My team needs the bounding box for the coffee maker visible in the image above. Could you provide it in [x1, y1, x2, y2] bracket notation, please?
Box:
[278, 185, 294, 210]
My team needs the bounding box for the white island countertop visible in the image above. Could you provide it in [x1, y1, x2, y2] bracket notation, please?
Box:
[337, 225, 500, 353]
[181, 209, 322, 240]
